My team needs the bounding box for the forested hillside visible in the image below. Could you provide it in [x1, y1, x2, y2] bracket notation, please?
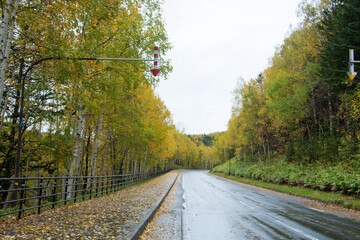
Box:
[0, 0, 212, 180]
[212, 0, 360, 196]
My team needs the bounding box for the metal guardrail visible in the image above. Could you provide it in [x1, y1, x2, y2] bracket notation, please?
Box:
[0, 169, 170, 219]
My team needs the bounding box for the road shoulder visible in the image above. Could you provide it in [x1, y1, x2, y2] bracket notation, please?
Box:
[139, 171, 184, 240]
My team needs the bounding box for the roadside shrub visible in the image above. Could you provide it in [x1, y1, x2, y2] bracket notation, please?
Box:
[212, 157, 360, 198]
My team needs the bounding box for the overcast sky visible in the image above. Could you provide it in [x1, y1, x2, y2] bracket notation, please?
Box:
[154, 0, 302, 135]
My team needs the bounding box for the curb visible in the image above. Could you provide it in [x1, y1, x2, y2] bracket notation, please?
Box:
[125, 171, 181, 240]
[209, 173, 360, 212]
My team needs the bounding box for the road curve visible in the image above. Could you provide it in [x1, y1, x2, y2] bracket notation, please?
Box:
[182, 171, 360, 240]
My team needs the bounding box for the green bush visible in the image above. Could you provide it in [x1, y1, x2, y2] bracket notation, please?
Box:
[212, 157, 360, 198]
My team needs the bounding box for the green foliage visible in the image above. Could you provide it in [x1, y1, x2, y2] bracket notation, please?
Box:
[212, 1, 360, 210]
[213, 158, 360, 198]
[212, 172, 360, 210]
[213, 0, 360, 177]
[188, 134, 215, 147]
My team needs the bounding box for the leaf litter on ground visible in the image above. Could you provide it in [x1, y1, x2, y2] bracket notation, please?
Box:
[0, 171, 178, 239]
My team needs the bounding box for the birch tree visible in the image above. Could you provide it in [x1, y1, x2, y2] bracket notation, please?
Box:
[0, 0, 19, 111]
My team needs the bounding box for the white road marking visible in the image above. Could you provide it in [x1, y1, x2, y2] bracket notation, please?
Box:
[308, 207, 325, 213]
[238, 200, 256, 210]
[221, 190, 256, 210]
[182, 176, 187, 209]
[275, 219, 319, 240]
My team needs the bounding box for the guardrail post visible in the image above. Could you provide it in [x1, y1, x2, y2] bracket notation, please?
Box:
[64, 177, 68, 205]
[113, 176, 116, 192]
[100, 176, 104, 195]
[95, 177, 99, 198]
[89, 178, 93, 200]
[17, 179, 26, 220]
[0, 170, 170, 218]
[37, 178, 43, 215]
[106, 176, 109, 193]
[52, 178, 57, 209]
[111, 176, 114, 192]
[109, 176, 112, 192]
[74, 177, 78, 203]
[82, 177, 86, 201]
[0, 171, 169, 218]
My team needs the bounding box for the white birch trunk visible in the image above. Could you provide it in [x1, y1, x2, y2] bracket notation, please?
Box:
[0, 0, 19, 109]
[133, 158, 137, 174]
[86, 114, 103, 188]
[90, 114, 103, 177]
[76, 113, 90, 177]
[101, 129, 112, 175]
[121, 147, 128, 174]
[101, 139, 109, 176]
[67, 104, 84, 198]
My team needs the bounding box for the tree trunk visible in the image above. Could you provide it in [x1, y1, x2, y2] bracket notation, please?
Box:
[0, 0, 19, 109]
[262, 135, 267, 160]
[84, 128, 92, 180]
[3, 176, 16, 209]
[111, 138, 116, 175]
[77, 113, 90, 177]
[0, 89, 7, 131]
[328, 91, 333, 134]
[101, 128, 111, 176]
[311, 91, 319, 138]
[101, 136, 109, 176]
[67, 93, 74, 134]
[133, 153, 137, 174]
[34, 120, 41, 206]
[126, 150, 130, 174]
[90, 114, 103, 177]
[119, 146, 128, 175]
[67, 103, 84, 198]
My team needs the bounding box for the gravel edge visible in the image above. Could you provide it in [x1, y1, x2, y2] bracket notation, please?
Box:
[123, 171, 180, 240]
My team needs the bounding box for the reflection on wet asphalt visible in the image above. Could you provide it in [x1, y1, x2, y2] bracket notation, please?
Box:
[182, 171, 360, 240]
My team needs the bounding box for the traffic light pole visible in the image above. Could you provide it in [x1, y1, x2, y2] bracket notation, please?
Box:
[348, 49, 360, 80]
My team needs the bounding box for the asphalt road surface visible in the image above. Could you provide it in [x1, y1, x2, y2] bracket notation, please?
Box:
[180, 171, 360, 240]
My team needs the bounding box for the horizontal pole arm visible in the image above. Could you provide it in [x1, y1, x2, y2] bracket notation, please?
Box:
[86, 58, 155, 61]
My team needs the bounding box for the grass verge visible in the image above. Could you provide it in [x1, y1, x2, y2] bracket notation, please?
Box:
[211, 172, 360, 211]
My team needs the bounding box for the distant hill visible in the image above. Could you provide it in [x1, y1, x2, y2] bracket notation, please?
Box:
[188, 132, 224, 147]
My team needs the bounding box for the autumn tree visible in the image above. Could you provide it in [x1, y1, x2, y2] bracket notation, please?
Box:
[215, 0, 360, 165]
[0, 0, 174, 179]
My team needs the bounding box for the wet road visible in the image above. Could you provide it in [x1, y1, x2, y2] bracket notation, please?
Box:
[182, 171, 360, 240]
